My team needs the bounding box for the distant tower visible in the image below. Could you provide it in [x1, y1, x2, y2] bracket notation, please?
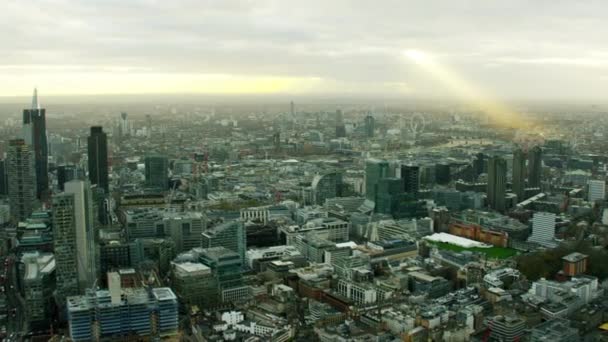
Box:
[87, 126, 109, 193]
[7, 139, 37, 222]
[146, 114, 152, 138]
[120, 112, 129, 137]
[0, 159, 8, 196]
[527, 145, 542, 188]
[22, 88, 49, 199]
[335, 109, 346, 138]
[364, 114, 375, 138]
[487, 156, 507, 212]
[512, 148, 526, 202]
[144, 154, 169, 191]
[473, 153, 487, 178]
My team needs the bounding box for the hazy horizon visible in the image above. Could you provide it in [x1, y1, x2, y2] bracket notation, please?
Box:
[3, 1, 608, 103]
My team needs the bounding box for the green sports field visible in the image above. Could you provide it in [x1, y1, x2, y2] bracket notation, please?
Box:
[426, 240, 518, 259]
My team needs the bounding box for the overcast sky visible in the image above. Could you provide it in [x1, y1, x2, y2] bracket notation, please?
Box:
[2, 0, 608, 101]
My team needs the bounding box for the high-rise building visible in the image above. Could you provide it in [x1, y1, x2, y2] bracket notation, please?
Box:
[401, 164, 420, 195]
[364, 114, 375, 138]
[528, 212, 556, 246]
[57, 164, 85, 191]
[7, 139, 37, 223]
[144, 154, 169, 191]
[587, 179, 606, 202]
[365, 159, 389, 202]
[202, 220, 246, 264]
[528, 145, 542, 188]
[311, 172, 343, 205]
[53, 193, 80, 300]
[87, 126, 109, 193]
[0, 159, 8, 196]
[21, 252, 56, 327]
[473, 153, 487, 178]
[335, 109, 346, 138]
[487, 156, 507, 212]
[435, 163, 451, 185]
[512, 148, 526, 202]
[64, 180, 98, 291]
[22, 88, 49, 199]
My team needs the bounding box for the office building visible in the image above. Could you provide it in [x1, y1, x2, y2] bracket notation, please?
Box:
[335, 109, 346, 138]
[171, 262, 218, 307]
[144, 154, 169, 191]
[202, 220, 246, 264]
[64, 180, 98, 291]
[485, 315, 525, 342]
[364, 114, 375, 137]
[487, 156, 507, 212]
[401, 164, 420, 195]
[473, 153, 486, 178]
[57, 164, 84, 191]
[7, 139, 37, 223]
[22, 88, 49, 199]
[528, 145, 542, 188]
[365, 159, 389, 202]
[528, 212, 556, 246]
[562, 252, 589, 277]
[512, 148, 526, 202]
[0, 159, 8, 195]
[311, 172, 342, 205]
[164, 211, 206, 253]
[21, 251, 55, 327]
[67, 287, 178, 341]
[529, 319, 578, 342]
[87, 126, 109, 193]
[199, 247, 251, 303]
[587, 179, 605, 202]
[53, 193, 80, 300]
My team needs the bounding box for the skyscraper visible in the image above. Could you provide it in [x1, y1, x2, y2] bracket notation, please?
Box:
[528, 145, 542, 188]
[57, 164, 85, 191]
[364, 114, 375, 138]
[512, 148, 526, 202]
[64, 180, 98, 291]
[87, 126, 109, 193]
[365, 159, 389, 202]
[335, 109, 346, 138]
[0, 159, 8, 196]
[53, 193, 80, 300]
[401, 164, 420, 196]
[144, 154, 169, 190]
[487, 156, 507, 212]
[22, 88, 48, 199]
[7, 139, 37, 223]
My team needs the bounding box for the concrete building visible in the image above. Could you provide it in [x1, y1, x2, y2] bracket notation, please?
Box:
[512, 148, 526, 202]
[529, 319, 579, 342]
[67, 287, 178, 341]
[485, 315, 525, 342]
[144, 154, 169, 191]
[562, 252, 588, 277]
[528, 212, 556, 246]
[164, 211, 206, 253]
[202, 220, 246, 264]
[487, 156, 507, 212]
[21, 252, 55, 327]
[171, 262, 217, 307]
[7, 139, 37, 223]
[64, 180, 98, 292]
[199, 247, 251, 303]
[587, 179, 605, 202]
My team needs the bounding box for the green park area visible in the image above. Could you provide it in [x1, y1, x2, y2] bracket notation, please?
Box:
[426, 240, 518, 259]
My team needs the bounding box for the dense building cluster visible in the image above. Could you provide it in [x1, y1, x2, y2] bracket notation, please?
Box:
[1, 92, 608, 341]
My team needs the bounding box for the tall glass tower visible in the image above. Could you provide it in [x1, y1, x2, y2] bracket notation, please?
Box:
[87, 126, 109, 193]
[22, 88, 48, 199]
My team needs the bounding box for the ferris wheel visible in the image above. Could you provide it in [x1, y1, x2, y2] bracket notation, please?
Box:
[410, 113, 426, 136]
